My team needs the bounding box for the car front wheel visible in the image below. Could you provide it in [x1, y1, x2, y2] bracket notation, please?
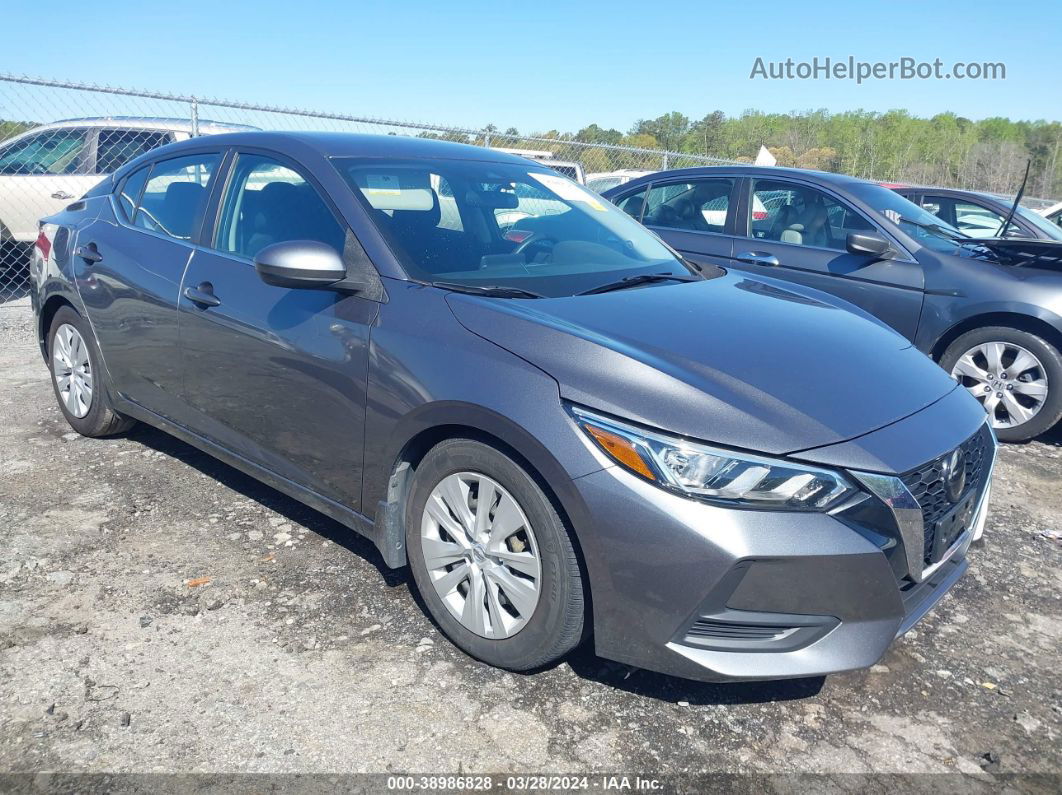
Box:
[405, 438, 586, 671]
[941, 326, 1062, 442]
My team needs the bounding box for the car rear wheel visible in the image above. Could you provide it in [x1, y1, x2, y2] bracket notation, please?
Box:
[941, 326, 1062, 442]
[48, 306, 135, 437]
[405, 438, 586, 671]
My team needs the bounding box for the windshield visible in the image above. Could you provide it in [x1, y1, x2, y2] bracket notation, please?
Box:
[1013, 203, 1062, 241]
[0, 128, 87, 175]
[846, 182, 968, 254]
[335, 157, 690, 297]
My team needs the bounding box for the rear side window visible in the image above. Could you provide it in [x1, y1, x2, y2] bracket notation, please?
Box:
[95, 129, 173, 173]
[116, 166, 149, 221]
[613, 186, 648, 220]
[133, 154, 219, 241]
[215, 153, 345, 259]
[643, 179, 734, 233]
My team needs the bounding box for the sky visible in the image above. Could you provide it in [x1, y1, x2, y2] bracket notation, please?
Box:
[2, 0, 1058, 133]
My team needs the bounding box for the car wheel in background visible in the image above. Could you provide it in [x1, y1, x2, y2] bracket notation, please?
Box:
[942, 326, 1062, 442]
[405, 438, 586, 671]
[48, 306, 135, 437]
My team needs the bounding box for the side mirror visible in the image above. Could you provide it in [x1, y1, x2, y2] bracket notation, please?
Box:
[846, 232, 893, 259]
[254, 240, 346, 289]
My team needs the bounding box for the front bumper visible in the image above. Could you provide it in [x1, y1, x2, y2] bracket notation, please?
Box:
[572, 397, 995, 683]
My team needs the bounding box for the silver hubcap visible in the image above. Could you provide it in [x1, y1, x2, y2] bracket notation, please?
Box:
[52, 324, 93, 419]
[420, 472, 541, 639]
[951, 341, 1048, 429]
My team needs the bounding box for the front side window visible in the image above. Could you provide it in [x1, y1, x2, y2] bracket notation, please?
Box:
[0, 128, 88, 175]
[95, 129, 173, 173]
[133, 153, 219, 240]
[215, 154, 345, 260]
[750, 180, 873, 250]
[336, 157, 688, 297]
[643, 179, 734, 233]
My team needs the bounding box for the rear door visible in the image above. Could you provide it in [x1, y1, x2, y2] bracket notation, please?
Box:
[177, 149, 377, 509]
[633, 177, 738, 269]
[732, 177, 925, 340]
[76, 151, 221, 418]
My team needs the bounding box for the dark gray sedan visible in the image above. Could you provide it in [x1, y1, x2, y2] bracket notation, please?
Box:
[605, 167, 1062, 441]
[31, 133, 993, 682]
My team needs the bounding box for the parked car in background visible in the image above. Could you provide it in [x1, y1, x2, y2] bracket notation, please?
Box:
[887, 184, 1062, 242]
[32, 132, 994, 683]
[492, 147, 585, 183]
[0, 117, 255, 248]
[585, 169, 653, 193]
[1039, 200, 1062, 230]
[605, 166, 1062, 441]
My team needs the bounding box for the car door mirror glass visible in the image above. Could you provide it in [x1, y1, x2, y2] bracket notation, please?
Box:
[254, 240, 347, 289]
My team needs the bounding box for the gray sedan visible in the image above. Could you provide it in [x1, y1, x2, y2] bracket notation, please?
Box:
[32, 132, 992, 682]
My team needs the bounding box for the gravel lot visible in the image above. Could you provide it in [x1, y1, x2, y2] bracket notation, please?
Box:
[0, 299, 1060, 780]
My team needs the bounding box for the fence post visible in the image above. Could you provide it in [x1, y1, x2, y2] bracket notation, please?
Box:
[662, 152, 668, 170]
[190, 97, 199, 137]
[483, 129, 491, 149]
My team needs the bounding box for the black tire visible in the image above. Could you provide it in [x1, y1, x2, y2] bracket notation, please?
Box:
[47, 306, 135, 437]
[940, 326, 1062, 442]
[405, 438, 586, 671]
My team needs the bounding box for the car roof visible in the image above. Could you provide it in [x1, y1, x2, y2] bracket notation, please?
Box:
[601, 164, 877, 194]
[137, 130, 542, 164]
[30, 116, 257, 133]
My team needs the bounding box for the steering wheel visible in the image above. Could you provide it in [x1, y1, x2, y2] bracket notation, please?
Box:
[512, 232, 559, 260]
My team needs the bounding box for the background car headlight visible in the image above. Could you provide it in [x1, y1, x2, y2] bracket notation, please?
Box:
[571, 405, 859, 511]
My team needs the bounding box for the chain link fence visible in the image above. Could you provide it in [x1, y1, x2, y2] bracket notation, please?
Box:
[0, 74, 739, 304]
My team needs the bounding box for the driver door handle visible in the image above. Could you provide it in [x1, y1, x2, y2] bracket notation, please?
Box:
[51, 190, 75, 200]
[735, 251, 780, 267]
[183, 283, 221, 308]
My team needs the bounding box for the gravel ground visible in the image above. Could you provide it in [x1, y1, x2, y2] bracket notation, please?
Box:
[0, 299, 1060, 780]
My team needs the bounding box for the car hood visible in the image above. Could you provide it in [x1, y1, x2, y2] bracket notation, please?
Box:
[446, 272, 959, 455]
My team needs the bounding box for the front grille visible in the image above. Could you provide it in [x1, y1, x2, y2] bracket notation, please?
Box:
[899, 424, 991, 564]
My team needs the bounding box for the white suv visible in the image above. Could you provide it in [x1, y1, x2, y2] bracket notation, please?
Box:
[0, 116, 254, 246]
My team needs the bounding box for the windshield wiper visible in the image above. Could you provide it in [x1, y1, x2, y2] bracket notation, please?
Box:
[431, 281, 545, 299]
[577, 272, 699, 296]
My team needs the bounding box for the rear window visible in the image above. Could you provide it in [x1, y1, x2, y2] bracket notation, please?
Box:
[95, 129, 173, 173]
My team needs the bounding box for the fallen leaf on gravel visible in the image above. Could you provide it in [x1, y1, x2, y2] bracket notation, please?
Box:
[981, 682, 997, 690]
[186, 576, 211, 587]
[259, 554, 275, 563]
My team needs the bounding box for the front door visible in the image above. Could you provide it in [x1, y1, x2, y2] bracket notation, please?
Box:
[177, 151, 377, 509]
[732, 178, 925, 341]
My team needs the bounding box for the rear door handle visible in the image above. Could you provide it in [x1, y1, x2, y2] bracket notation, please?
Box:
[183, 283, 221, 308]
[75, 243, 103, 264]
[51, 191, 75, 200]
[735, 251, 780, 267]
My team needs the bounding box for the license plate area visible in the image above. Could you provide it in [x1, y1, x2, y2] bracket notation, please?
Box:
[930, 492, 976, 563]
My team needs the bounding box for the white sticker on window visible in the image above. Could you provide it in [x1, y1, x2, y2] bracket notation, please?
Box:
[529, 172, 607, 211]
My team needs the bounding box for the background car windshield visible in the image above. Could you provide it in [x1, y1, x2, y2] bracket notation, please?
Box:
[847, 182, 966, 253]
[0, 129, 86, 175]
[335, 157, 686, 296]
[1014, 203, 1062, 240]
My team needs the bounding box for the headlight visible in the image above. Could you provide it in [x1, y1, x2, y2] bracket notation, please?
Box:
[570, 405, 859, 511]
